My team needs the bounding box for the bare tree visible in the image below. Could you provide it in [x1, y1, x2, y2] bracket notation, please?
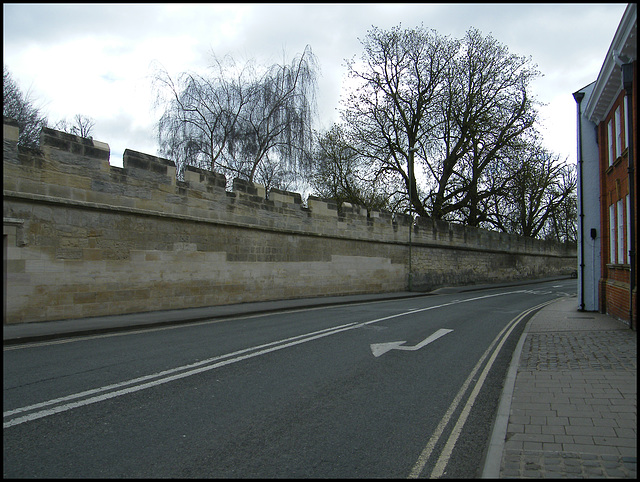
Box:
[238, 46, 318, 185]
[545, 174, 577, 243]
[341, 25, 457, 218]
[309, 124, 389, 213]
[487, 143, 577, 241]
[53, 114, 95, 138]
[3, 65, 48, 148]
[340, 26, 541, 226]
[153, 46, 318, 189]
[426, 28, 541, 225]
[4, 66, 96, 147]
[153, 54, 250, 180]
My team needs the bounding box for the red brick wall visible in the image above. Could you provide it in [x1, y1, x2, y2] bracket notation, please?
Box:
[597, 64, 637, 329]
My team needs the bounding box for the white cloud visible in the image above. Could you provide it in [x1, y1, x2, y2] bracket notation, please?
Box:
[3, 2, 629, 169]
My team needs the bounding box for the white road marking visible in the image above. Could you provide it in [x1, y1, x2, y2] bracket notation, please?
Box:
[3, 321, 360, 427]
[408, 298, 558, 478]
[429, 315, 522, 478]
[3, 289, 532, 429]
[370, 328, 453, 357]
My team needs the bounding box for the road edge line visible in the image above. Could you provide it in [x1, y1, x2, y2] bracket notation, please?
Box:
[428, 302, 544, 478]
[407, 299, 525, 478]
[479, 297, 564, 478]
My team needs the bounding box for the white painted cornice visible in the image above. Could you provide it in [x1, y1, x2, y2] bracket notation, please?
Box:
[584, 3, 637, 124]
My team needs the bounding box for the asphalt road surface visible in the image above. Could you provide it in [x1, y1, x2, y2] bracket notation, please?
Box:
[3, 279, 576, 478]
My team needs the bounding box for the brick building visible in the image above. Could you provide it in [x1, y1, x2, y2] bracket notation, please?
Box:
[574, 3, 637, 329]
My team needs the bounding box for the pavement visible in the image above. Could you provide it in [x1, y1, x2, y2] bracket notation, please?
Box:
[3, 279, 637, 478]
[482, 295, 637, 479]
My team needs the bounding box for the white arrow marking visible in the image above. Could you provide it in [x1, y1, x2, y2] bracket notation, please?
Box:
[371, 328, 454, 357]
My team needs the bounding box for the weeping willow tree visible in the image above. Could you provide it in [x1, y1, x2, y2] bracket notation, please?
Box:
[153, 46, 318, 191]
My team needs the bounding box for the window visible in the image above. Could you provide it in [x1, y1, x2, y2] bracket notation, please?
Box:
[624, 96, 630, 150]
[608, 120, 615, 166]
[617, 199, 625, 264]
[615, 107, 623, 158]
[610, 204, 616, 263]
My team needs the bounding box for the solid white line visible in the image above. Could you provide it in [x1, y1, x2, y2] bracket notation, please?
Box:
[3, 322, 362, 428]
[2, 295, 437, 351]
[3, 322, 359, 420]
[429, 315, 523, 478]
[430, 299, 557, 478]
[480, 298, 544, 478]
[362, 291, 526, 329]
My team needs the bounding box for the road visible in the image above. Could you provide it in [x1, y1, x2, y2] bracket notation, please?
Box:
[3, 279, 576, 478]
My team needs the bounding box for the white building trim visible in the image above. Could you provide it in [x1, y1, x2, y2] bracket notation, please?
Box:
[584, 3, 637, 124]
[574, 81, 601, 311]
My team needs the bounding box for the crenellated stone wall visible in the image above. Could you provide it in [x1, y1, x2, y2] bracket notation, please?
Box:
[3, 118, 577, 324]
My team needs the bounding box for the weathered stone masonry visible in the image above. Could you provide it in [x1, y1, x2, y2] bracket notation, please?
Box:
[3, 118, 577, 324]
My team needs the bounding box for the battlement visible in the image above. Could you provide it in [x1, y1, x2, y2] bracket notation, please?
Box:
[40, 126, 111, 162]
[3, 118, 576, 324]
[3, 118, 575, 256]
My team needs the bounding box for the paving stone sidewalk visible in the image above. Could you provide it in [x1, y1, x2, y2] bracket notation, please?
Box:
[498, 296, 637, 478]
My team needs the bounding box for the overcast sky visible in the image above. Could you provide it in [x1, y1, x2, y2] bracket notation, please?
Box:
[3, 3, 629, 169]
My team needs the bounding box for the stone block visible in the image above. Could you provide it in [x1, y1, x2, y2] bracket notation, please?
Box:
[3, 122, 20, 142]
[308, 196, 338, 217]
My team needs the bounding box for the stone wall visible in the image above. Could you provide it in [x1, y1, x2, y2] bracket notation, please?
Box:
[3, 119, 577, 324]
